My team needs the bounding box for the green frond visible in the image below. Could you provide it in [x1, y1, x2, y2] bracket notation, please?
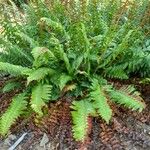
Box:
[24, 67, 55, 85]
[2, 81, 21, 93]
[72, 55, 84, 72]
[31, 83, 52, 116]
[31, 47, 56, 67]
[0, 62, 31, 76]
[71, 100, 95, 141]
[140, 78, 150, 84]
[39, 17, 64, 33]
[31, 47, 55, 60]
[90, 79, 112, 123]
[58, 73, 72, 90]
[0, 93, 27, 136]
[62, 51, 72, 74]
[100, 30, 134, 68]
[104, 65, 128, 79]
[49, 36, 71, 73]
[109, 85, 146, 112]
[15, 32, 39, 48]
[0, 41, 32, 67]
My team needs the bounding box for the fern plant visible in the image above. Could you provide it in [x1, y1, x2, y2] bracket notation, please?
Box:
[0, 0, 148, 141]
[71, 78, 145, 141]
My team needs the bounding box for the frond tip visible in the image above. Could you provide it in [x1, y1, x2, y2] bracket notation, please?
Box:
[0, 93, 27, 136]
[71, 100, 95, 141]
[0, 62, 31, 76]
[109, 85, 146, 112]
[31, 84, 52, 116]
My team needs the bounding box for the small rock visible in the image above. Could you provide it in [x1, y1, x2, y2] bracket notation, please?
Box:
[8, 135, 17, 141]
[4, 134, 17, 146]
[143, 129, 147, 133]
[47, 142, 55, 149]
[40, 133, 49, 147]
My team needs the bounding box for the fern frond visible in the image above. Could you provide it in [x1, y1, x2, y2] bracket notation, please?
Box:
[100, 30, 134, 68]
[49, 36, 71, 73]
[0, 62, 31, 76]
[39, 17, 64, 33]
[0, 93, 27, 136]
[71, 100, 95, 141]
[90, 79, 112, 123]
[31, 47, 55, 60]
[31, 47, 56, 67]
[24, 67, 55, 85]
[58, 73, 72, 90]
[2, 81, 21, 93]
[31, 83, 52, 116]
[72, 55, 84, 73]
[0, 39, 32, 66]
[15, 32, 39, 48]
[109, 85, 146, 112]
[104, 65, 128, 79]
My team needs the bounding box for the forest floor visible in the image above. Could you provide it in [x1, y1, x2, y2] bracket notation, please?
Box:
[0, 78, 150, 150]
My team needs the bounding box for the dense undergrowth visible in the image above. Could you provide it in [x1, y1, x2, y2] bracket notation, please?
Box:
[0, 0, 149, 141]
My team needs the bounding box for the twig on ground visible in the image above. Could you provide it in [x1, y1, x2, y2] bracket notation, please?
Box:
[8, 132, 27, 150]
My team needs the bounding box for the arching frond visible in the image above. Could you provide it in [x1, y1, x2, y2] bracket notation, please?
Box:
[109, 85, 146, 112]
[0, 93, 27, 136]
[90, 79, 112, 123]
[71, 100, 95, 141]
[0, 62, 31, 76]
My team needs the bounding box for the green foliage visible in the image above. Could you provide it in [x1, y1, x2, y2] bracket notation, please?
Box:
[0, 0, 149, 141]
[58, 73, 72, 90]
[11, 0, 27, 7]
[0, 62, 31, 76]
[0, 93, 27, 136]
[40, 17, 64, 33]
[31, 84, 52, 116]
[140, 78, 150, 84]
[2, 81, 21, 93]
[108, 86, 146, 112]
[90, 79, 112, 123]
[25, 67, 55, 85]
[71, 78, 145, 141]
[71, 100, 95, 141]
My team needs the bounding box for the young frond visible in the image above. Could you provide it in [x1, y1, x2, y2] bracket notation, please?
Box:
[71, 100, 95, 141]
[31, 47, 56, 67]
[0, 62, 31, 76]
[39, 17, 64, 33]
[109, 85, 146, 112]
[100, 30, 134, 68]
[31, 47, 55, 60]
[0, 93, 27, 136]
[90, 79, 112, 123]
[31, 83, 52, 116]
[49, 36, 71, 73]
